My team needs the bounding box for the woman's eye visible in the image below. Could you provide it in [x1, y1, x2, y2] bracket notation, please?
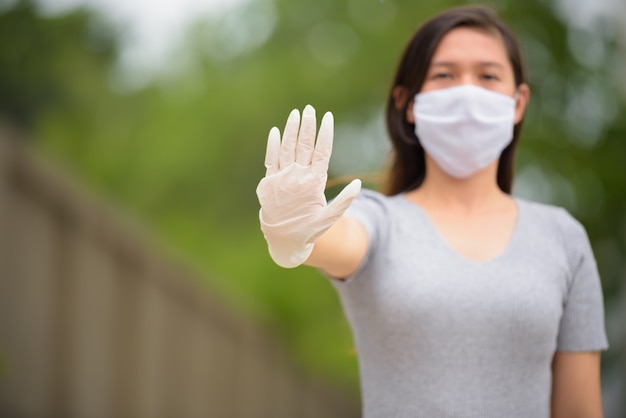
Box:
[481, 73, 499, 81]
[432, 72, 452, 80]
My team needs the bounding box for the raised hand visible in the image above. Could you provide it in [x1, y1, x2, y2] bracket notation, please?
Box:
[256, 105, 361, 268]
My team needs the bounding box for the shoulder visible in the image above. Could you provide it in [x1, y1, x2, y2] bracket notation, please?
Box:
[517, 197, 587, 237]
[346, 188, 414, 222]
[346, 188, 394, 217]
[345, 188, 389, 227]
[516, 197, 591, 267]
[344, 188, 406, 244]
[350, 188, 389, 205]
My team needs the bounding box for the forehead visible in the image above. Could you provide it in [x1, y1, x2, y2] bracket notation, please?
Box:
[430, 27, 510, 66]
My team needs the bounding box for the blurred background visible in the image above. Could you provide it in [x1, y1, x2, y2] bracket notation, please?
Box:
[0, 0, 624, 416]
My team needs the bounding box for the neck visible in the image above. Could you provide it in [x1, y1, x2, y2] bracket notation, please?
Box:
[410, 157, 508, 210]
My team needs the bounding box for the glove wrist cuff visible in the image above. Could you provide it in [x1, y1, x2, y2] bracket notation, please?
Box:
[259, 209, 314, 268]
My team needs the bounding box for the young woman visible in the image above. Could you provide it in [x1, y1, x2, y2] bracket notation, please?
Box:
[256, 5, 608, 417]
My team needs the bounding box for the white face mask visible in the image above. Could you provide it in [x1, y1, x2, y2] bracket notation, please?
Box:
[412, 84, 516, 179]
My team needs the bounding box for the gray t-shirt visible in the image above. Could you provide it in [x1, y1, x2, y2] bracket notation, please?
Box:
[331, 189, 608, 418]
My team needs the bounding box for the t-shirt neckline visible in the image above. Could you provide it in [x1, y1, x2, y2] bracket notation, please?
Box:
[396, 194, 523, 267]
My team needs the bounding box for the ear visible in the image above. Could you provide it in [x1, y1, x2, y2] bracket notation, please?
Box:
[514, 83, 530, 124]
[392, 85, 415, 124]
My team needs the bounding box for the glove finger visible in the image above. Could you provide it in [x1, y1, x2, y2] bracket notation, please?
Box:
[325, 179, 361, 220]
[279, 108, 300, 169]
[264, 127, 281, 176]
[295, 104, 316, 166]
[312, 111, 334, 174]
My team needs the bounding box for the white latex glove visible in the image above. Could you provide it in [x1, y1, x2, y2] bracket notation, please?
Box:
[256, 105, 362, 268]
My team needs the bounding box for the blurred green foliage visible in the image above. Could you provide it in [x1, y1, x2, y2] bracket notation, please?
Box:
[1, 0, 624, 399]
[0, 0, 116, 127]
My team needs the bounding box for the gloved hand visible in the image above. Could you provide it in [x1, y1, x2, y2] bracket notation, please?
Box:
[256, 105, 362, 268]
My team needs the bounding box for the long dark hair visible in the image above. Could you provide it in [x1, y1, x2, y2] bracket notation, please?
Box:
[383, 5, 527, 195]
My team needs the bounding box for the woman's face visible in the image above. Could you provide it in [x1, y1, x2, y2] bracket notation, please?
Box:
[405, 27, 529, 124]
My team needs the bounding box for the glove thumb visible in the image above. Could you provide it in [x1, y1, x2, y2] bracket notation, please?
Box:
[325, 179, 361, 220]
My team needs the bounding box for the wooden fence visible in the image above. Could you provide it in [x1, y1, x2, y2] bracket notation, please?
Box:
[0, 131, 359, 418]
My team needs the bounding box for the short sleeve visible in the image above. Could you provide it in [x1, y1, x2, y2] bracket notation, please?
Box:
[556, 214, 609, 351]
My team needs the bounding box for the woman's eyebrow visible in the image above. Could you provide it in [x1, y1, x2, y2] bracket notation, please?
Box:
[429, 61, 506, 68]
[476, 61, 506, 69]
[429, 61, 456, 67]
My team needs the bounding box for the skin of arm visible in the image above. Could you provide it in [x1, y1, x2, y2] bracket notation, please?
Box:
[551, 351, 604, 418]
[304, 215, 368, 279]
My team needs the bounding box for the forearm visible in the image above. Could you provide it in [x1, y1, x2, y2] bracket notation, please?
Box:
[305, 216, 368, 279]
